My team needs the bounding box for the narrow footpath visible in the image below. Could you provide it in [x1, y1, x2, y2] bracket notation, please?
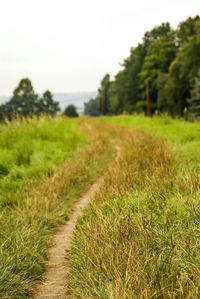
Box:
[32, 146, 120, 299]
[32, 177, 104, 299]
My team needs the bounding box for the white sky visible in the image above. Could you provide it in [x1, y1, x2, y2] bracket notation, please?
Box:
[0, 0, 200, 95]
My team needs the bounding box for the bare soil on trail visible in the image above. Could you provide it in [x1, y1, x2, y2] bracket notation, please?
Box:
[31, 178, 103, 299]
[31, 146, 120, 299]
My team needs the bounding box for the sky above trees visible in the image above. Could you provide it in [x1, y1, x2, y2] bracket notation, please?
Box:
[0, 0, 200, 95]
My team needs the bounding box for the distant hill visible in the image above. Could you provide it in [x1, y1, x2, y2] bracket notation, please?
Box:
[53, 92, 97, 110]
[0, 91, 97, 111]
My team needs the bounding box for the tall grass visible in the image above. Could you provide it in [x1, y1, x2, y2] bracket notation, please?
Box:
[0, 116, 84, 208]
[0, 118, 115, 298]
[67, 125, 200, 298]
[100, 115, 200, 172]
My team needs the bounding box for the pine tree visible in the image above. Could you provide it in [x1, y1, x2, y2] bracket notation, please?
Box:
[187, 70, 200, 118]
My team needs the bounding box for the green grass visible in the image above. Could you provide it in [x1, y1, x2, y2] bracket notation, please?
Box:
[0, 116, 83, 208]
[67, 119, 200, 298]
[100, 115, 200, 172]
[0, 118, 115, 298]
[2, 115, 200, 297]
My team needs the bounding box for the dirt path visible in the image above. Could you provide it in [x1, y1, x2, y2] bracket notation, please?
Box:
[32, 146, 120, 299]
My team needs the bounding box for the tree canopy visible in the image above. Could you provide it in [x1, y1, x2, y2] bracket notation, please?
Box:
[84, 15, 200, 118]
[187, 69, 200, 118]
[0, 78, 60, 121]
[63, 105, 78, 117]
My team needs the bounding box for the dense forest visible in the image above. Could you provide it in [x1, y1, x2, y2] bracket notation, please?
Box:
[84, 15, 200, 118]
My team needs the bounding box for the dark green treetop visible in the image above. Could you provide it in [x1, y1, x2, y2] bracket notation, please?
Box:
[10, 78, 38, 116]
[98, 73, 111, 115]
[38, 90, 60, 115]
[0, 78, 60, 121]
[177, 15, 200, 46]
[63, 105, 78, 117]
[140, 32, 177, 111]
[84, 97, 100, 116]
[165, 31, 200, 115]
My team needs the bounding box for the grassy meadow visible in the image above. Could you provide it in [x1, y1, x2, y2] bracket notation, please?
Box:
[0, 116, 84, 208]
[1, 114, 200, 298]
[67, 116, 200, 298]
[100, 115, 200, 171]
[0, 117, 115, 298]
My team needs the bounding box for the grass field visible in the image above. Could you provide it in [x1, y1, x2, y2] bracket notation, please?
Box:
[67, 116, 200, 298]
[0, 116, 84, 208]
[0, 117, 115, 298]
[100, 115, 200, 171]
[1, 115, 200, 298]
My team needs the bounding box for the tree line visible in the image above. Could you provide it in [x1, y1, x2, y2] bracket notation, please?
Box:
[84, 15, 200, 118]
[0, 78, 79, 121]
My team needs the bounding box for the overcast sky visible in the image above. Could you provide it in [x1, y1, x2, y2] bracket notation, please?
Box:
[0, 0, 200, 95]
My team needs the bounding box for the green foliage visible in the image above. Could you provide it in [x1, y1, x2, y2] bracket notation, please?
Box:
[88, 16, 200, 117]
[99, 73, 111, 115]
[165, 31, 200, 115]
[140, 32, 177, 110]
[109, 44, 146, 114]
[177, 15, 200, 46]
[38, 90, 60, 115]
[10, 78, 38, 117]
[157, 72, 168, 111]
[84, 97, 100, 116]
[108, 23, 172, 115]
[84, 73, 111, 116]
[63, 104, 78, 117]
[0, 78, 60, 121]
[142, 22, 171, 49]
[187, 69, 200, 118]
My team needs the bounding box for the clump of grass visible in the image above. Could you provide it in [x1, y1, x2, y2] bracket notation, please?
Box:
[67, 126, 200, 298]
[0, 119, 115, 298]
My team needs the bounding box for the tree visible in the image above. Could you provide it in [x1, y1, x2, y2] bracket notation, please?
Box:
[0, 79, 61, 121]
[139, 32, 177, 112]
[157, 72, 168, 111]
[84, 17, 200, 117]
[0, 102, 13, 121]
[165, 32, 200, 115]
[9, 78, 38, 117]
[108, 43, 149, 115]
[108, 71, 129, 114]
[39, 90, 60, 115]
[187, 69, 200, 118]
[177, 15, 200, 46]
[84, 97, 100, 116]
[108, 22, 172, 114]
[63, 105, 78, 117]
[99, 74, 111, 115]
[142, 22, 171, 49]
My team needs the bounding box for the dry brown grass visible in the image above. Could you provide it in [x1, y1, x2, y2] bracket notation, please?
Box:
[67, 125, 200, 298]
